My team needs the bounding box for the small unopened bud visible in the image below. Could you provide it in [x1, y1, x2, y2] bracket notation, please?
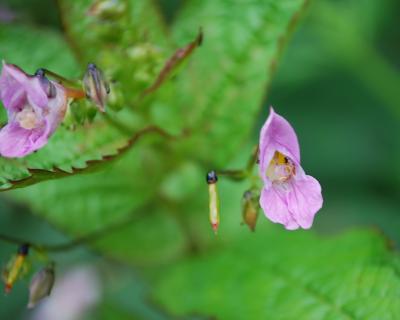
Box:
[242, 190, 260, 232]
[206, 171, 219, 234]
[34, 69, 56, 98]
[83, 63, 110, 112]
[28, 263, 55, 309]
[87, 0, 126, 20]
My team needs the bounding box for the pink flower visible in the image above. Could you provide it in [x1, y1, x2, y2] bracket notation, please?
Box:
[0, 62, 67, 158]
[259, 107, 323, 230]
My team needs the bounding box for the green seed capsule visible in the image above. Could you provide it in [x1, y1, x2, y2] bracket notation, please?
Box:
[242, 190, 259, 232]
[83, 63, 110, 112]
[28, 263, 55, 309]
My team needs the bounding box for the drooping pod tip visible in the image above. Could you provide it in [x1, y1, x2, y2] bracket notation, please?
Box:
[211, 223, 218, 235]
[4, 283, 12, 294]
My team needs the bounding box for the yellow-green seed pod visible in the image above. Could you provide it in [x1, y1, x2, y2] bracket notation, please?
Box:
[206, 171, 220, 234]
[242, 190, 259, 232]
[28, 263, 55, 309]
[3, 244, 30, 294]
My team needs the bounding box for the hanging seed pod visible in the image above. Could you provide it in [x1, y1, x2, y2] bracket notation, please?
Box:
[83, 63, 110, 112]
[28, 263, 55, 309]
[206, 171, 220, 234]
[3, 244, 30, 294]
[242, 190, 260, 232]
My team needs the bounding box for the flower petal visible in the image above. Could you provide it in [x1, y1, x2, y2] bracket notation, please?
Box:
[287, 175, 323, 229]
[0, 122, 48, 158]
[0, 63, 27, 110]
[259, 108, 300, 181]
[260, 186, 300, 230]
[26, 76, 49, 109]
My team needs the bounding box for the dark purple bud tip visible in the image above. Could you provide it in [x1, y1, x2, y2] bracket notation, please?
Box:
[34, 68, 46, 78]
[206, 170, 218, 184]
[34, 69, 56, 98]
[87, 63, 97, 71]
[18, 244, 30, 256]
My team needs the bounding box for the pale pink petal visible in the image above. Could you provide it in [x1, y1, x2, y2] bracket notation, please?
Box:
[287, 175, 323, 229]
[0, 123, 47, 157]
[260, 186, 300, 230]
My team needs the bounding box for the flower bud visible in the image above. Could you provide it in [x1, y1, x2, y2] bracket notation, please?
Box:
[87, 0, 126, 20]
[242, 190, 259, 232]
[28, 263, 55, 309]
[206, 171, 219, 234]
[83, 63, 110, 112]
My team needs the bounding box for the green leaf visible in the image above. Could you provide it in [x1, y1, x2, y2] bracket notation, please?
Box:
[153, 228, 400, 319]
[0, 125, 178, 191]
[0, 24, 135, 189]
[0, 21, 169, 190]
[58, 0, 169, 101]
[159, 0, 309, 165]
[0, 24, 78, 77]
[4, 0, 310, 264]
[10, 135, 188, 264]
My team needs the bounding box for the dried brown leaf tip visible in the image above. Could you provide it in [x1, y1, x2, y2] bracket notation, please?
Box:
[142, 29, 203, 96]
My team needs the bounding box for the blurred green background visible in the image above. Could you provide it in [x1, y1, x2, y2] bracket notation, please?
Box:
[0, 0, 400, 319]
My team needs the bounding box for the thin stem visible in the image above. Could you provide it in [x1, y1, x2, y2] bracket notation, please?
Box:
[217, 169, 247, 181]
[0, 234, 29, 247]
[0, 208, 149, 253]
[246, 145, 259, 172]
[40, 69, 79, 87]
[216, 144, 259, 181]
[38, 68, 85, 99]
[65, 87, 86, 100]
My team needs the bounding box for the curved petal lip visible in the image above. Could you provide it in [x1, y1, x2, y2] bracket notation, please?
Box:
[260, 186, 301, 230]
[0, 123, 48, 158]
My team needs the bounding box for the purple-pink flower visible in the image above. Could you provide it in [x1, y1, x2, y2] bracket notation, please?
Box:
[259, 107, 323, 230]
[0, 62, 67, 158]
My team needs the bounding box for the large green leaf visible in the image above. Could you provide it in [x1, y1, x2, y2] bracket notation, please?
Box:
[4, 0, 309, 264]
[153, 228, 400, 319]
[10, 136, 188, 264]
[161, 0, 309, 165]
[0, 3, 167, 190]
